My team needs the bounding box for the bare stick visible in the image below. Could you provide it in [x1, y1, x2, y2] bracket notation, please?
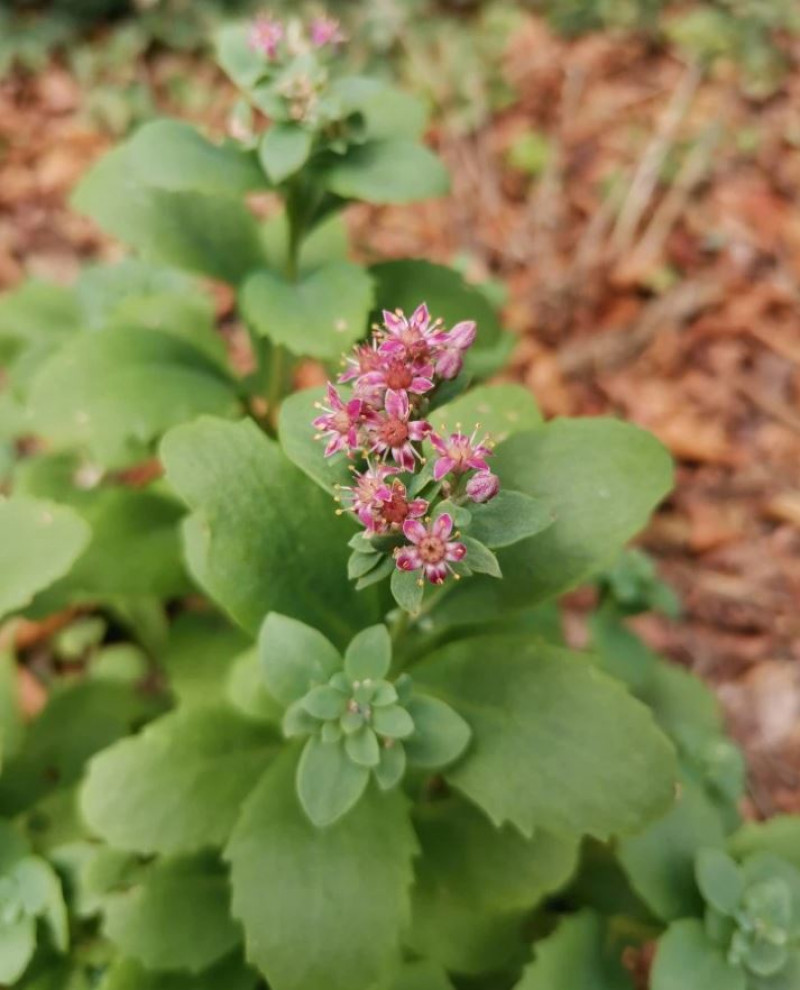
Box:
[611, 61, 703, 256]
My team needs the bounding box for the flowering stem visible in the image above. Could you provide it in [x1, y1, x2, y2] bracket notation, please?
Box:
[266, 344, 288, 433]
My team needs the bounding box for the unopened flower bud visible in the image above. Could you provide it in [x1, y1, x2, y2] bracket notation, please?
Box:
[466, 471, 500, 504]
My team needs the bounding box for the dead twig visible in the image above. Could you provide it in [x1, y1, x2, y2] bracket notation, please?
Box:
[558, 277, 722, 377]
[611, 61, 704, 256]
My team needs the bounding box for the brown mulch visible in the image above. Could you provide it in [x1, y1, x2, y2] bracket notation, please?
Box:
[1, 15, 799, 811]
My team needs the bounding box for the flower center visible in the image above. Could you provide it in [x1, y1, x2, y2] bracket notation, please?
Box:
[385, 362, 414, 391]
[447, 437, 471, 467]
[359, 348, 382, 373]
[379, 418, 409, 447]
[381, 492, 409, 525]
[418, 535, 445, 563]
[332, 409, 352, 433]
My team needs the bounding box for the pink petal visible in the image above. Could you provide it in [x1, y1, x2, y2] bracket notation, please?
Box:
[383, 310, 405, 332]
[394, 445, 416, 470]
[429, 433, 448, 455]
[410, 376, 434, 394]
[466, 455, 490, 472]
[396, 547, 422, 571]
[327, 383, 343, 409]
[358, 371, 386, 388]
[378, 339, 405, 357]
[433, 457, 455, 482]
[403, 519, 427, 544]
[408, 420, 431, 441]
[408, 499, 428, 517]
[435, 350, 463, 380]
[384, 389, 408, 420]
[324, 436, 342, 457]
[446, 541, 467, 562]
[432, 513, 453, 540]
[425, 562, 448, 585]
[412, 302, 430, 328]
[448, 320, 477, 348]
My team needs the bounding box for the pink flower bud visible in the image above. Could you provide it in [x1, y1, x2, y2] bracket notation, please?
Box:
[466, 471, 500, 504]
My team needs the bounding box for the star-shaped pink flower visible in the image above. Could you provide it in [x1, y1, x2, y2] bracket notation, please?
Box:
[430, 428, 492, 482]
[366, 390, 430, 470]
[312, 384, 363, 457]
[395, 514, 467, 585]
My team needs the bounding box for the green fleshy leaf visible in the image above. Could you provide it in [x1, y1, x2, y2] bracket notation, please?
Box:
[80, 705, 276, 855]
[513, 910, 634, 990]
[466, 490, 554, 549]
[743, 877, 792, 931]
[0, 495, 89, 620]
[460, 536, 502, 578]
[372, 682, 398, 707]
[696, 849, 745, 917]
[384, 959, 453, 990]
[240, 261, 373, 359]
[303, 685, 348, 721]
[163, 612, 251, 709]
[435, 418, 673, 626]
[432, 383, 542, 440]
[345, 727, 381, 768]
[297, 737, 370, 827]
[128, 120, 266, 195]
[103, 854, 241, 974]
[72, 146, 265, 285]
[328, 77, 428, 141]
[27, 328, 239, 469]
[415, 637, 676, 838]
[344, 625, 391, 682]
[0, 916, 36, 985]
[410, 797, 579, 976]
[12, 856, 68, 950]
[160, 417, 380, 644]
[374, 743, 406, 791]
[259, 124, 313, 183]
[0, 280, 80, 388]
[651, 919, 746, 990]
[403, 694, 471, 769]
[356, 556, 395, 591]
[282, 699, 320, 738]
[225, 749, 417, 990]
[0, 681, 164, 816]
[391, 569, 424, 615]
[730, 818, 800, 872]
[348, 550, 381, 581]
[215, 23, 265, 88]
[745, 937, 788, 978]
[372, 705, 415, 741]
[260, 613, 342, 707]
[322, 139, 449, 204]
[98, 954, 258, 990]
[616, 778, 727, 922]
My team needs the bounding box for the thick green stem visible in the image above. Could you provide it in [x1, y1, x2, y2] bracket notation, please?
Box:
[266, 343, 287, 432]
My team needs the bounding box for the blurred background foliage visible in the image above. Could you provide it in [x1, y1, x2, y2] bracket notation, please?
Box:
[2, 0, 799, 131]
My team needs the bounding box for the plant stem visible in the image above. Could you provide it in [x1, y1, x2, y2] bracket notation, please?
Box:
[266, 343, 286, 432]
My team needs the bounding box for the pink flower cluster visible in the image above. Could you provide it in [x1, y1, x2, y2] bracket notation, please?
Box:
[313, 304, 500, 586]
[249, 13, 346, 59]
